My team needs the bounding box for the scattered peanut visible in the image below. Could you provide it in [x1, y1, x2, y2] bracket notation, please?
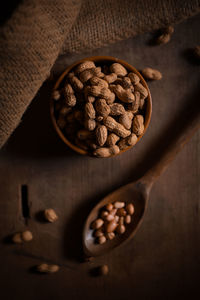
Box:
[21, 230, 33, 242]
[12, 230, 33, 243]
[156, 33, 171, 44]
[12, 233, 22, 244]
[44, 209, 58, 223]
[164, 26, 174, 35]
[141, 68, 162, 80]
[156, 26, 174, 45]
[36, 263, 59, 274]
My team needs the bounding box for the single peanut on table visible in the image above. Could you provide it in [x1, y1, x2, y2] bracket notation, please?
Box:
[141, 68, 162, 81]
[155, 26, 174, 45]
[36, 263, 59, 274]
[44, 208, 58, 223]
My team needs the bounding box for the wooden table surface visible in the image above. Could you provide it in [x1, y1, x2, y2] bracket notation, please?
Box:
[0, 14, 200, 300]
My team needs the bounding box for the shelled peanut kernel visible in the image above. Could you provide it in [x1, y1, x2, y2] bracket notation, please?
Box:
[90, 202, 135, 244]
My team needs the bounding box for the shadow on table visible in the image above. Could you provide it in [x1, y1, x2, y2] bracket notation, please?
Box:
[1, 78, 78, 160]
[62, 188, 112, 263]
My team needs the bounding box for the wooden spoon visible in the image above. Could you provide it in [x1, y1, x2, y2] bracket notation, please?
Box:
[83, 102, 200, 258]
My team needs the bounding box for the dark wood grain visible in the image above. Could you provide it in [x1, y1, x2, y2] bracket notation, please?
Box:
[0, 14, 200, 300]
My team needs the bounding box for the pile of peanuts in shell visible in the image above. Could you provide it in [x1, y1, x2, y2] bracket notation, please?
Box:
[91, 201, 134, 244]
[53, 60, 149, 157]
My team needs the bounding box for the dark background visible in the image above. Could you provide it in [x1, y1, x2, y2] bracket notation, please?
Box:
[0, 13, 200, 300]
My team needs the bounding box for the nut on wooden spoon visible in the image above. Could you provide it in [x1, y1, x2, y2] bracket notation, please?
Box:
[83, 101, 200, 258]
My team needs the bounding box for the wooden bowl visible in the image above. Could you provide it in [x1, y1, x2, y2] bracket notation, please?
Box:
[50, 56, 152, 157]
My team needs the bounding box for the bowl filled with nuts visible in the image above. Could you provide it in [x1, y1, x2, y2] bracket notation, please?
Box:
[50, 56, 152, 157]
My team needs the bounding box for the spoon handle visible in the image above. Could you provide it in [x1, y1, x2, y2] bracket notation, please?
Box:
[141, 100, 200, 191]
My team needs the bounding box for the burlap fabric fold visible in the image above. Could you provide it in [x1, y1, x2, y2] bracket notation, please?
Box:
[0, 0, 200, 148]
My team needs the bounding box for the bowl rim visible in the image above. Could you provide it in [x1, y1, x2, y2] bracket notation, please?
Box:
[50, 55, 152, 157]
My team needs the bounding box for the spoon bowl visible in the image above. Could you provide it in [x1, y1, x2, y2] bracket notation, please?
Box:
[83, 181, 148, 257]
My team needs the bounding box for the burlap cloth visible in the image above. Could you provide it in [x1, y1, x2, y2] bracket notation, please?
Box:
[0, 0, 200, 148]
